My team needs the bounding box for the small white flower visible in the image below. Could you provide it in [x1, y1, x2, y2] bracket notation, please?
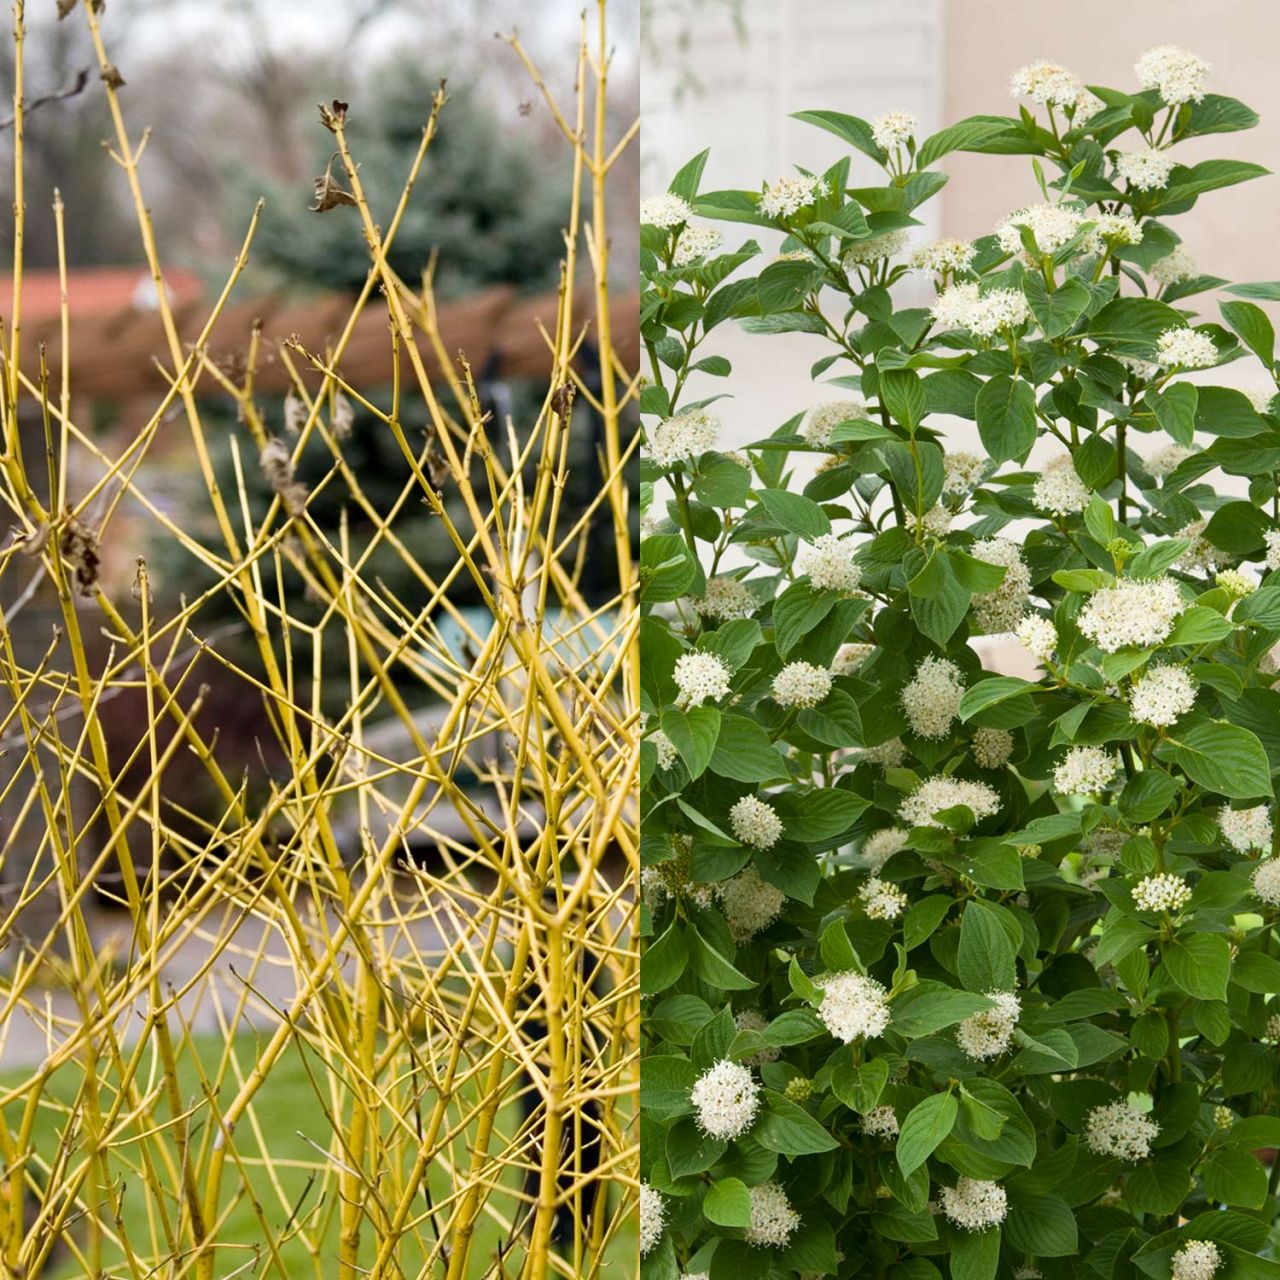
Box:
[913, 505, 953, 538]
[1266, 529, 1280, 571]
[1032, 454, 1091, 516]
[648, 730, 679, 770]
[1135, 45, 1211, 105]
[759, 174, 826, 220]
[842, 229, 912, 267]
[863, 827, 910, 870]
[690, 576, 758, 622]
[771, 661, 833, 709]
[899, 777, 1001, 828]
[1172, 1241, 1222, 1280]
[735, 1009, 780, 1065]
[717, 863, 786, 940]
[1176, 519, 1221, 575]
[1095, 212, 1144, 244]
[1253, 858, 1280, 908]
[861, 1105, 899, 1138]
[957, 991, 1021, 1060]
[912, 239, 975, 275]
[931, 282, 1030, 338]
[1156, 328, 1218, 370]
[871, 110, 918, 150]
[672, 223, 723, 266]
[796, 533, 862, 593]
[970, 537, 1031, 633]
[673, 652, 733, 708]
[1009, 61, 1084, 108]
[1084, 1100, 1160, 1162]
[995, 202, 1088, 257]
[800, 397, 867, 447]
[1132, 873, 1192, 913]
[832, 642, 874, 675]
[729, 796, 783, 850]
[1145, 443, 1195, 478]
[1129, 665, 1197, 727]
[939, 1178, 1008, 1231]
[942, 450, 987, 495]
[1217, 568, 1256, 599]
[817, 970, 891, 1043]
[639, 1182, 666, 1256]
[971, 727, 1014, 769]
[690, 1059, 760, 1139]
[641, 193, 693, 228]
[1016, 614, 1057, 662]
[1115, 147, 1177, 191]
[744, 1181, 800, 1248]
[1053, 746, 1120, 795]
[1151, 246, 1197, 287]
[649, 408, 720, 467]
[859, 876, 908, 921]
[901, 655, 965, 740]
[1076, 576, 1186, 652]
[1247, 386, 1276, 415]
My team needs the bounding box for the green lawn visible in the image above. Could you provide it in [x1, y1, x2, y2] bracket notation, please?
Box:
[5, 1032, 633, 1278]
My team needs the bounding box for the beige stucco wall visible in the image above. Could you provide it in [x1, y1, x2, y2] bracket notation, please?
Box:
[939, 0, 1280, 283]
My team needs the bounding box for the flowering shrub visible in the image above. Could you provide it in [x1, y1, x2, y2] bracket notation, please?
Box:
[639, 46, 1280, 1280]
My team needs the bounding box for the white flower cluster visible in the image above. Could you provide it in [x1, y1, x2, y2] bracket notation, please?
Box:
[859, 876, 908, 920]
[817, 970, 891, 1043]
[1172, 1241, 1222, 1280]
[995, 202, 1090, 257]
[648, 729, 679, 771]
[690, 575, 758, 622]
[913, 505, 953, 538]
[729, 795, 783, 850]
[800, 397, 866, 447]
[1132, 873, 1191, 915]
[1252, 858, 1280, 908]
[1009, 60, 1084, 108]
[1156, 327, 1218, 369]
[1176, 519, 1220, 575]
[1267, 529, 1280, 571]
[1115, 147, 1176, 191]
[899, 777, 1001, 828]
[672, 224, 723, 266]
[901, 655, 965, 739]
[1095, 212, 1144, 245]
[957, 991, 1021, 1060]
[931, 282, 1030, 338]
[871, 110, 918, 150]
[1135, 44, 1211, 105]
[912, 239, 976, 275]
[1218, 567, 1256, 598]
[971, 727, 1015, 770]
[833, 642, 873, 674]
[942, 450, 987, 495]
[1084, 1099, 1160, 1161]
[1145, 442, 1195, 478]
[1151, 246, 1197, 287]
[1053, 746, 1120, 795]
[861, 1105, 899, 1139]
[673, 652, 733, 708]
[1269, 1012, 1280, 1041]
[759, 174, 826, 219]
[690, 1059, 760, 1139]
[734, 1009, 780, 1065]
[1016, 614, 1058, 662]
[649, 408, 720, 467]
[1221, 804, 1274, 852]
[1077, 576, 1186, 652]
[1247, 386, 1276, 415]
[863, 827, 909, 870]
[744, 1181, 800, 1248]
[1032, 454, 1091, 516]
[719, 864, 787, 940]
[796, 533, 862, 593]
[939, 1178, 1009, 1231]
[641, 193, 692, 228]
[842, 230, 912, 267]
[970, 537, 1031, 633]
[639, 1182, 666, 1256]
[1129, 664, 1197, 727]
[771, 662, 833, 709]
[857, 737, 907, 768]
